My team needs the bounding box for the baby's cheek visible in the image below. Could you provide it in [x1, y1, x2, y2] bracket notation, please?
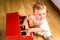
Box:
[43, 16, 46, 19]
[37, 16, 40, 19]
[43, 15, 46, 17]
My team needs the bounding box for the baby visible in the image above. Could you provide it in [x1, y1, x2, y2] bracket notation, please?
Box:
[21, 2, 52, 40]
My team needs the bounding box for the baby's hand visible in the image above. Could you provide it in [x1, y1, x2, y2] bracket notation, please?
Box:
[20, 24, 24, 27]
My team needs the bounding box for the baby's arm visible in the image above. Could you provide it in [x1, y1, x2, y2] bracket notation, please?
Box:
[28, 19, 40, 28]
[20, 17, 27, 27]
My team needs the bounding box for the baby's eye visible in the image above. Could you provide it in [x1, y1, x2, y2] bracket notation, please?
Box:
[43, 13, 45, 15]
[39, 14, 41, 15]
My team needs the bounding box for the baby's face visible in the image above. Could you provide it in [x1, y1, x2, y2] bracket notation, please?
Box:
[34, 8, 46, 20]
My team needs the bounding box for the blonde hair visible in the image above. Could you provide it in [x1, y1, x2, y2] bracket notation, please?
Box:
[33, 2, 46, 12]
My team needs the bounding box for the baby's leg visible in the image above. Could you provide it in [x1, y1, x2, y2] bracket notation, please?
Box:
[36, 30, 52, 40]
[44, 32, 52, 40]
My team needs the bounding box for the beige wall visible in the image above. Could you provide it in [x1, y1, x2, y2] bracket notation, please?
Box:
[51, 0, 60, 9]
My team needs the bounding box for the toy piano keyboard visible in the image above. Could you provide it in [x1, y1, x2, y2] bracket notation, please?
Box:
[20, 16, 29, 36]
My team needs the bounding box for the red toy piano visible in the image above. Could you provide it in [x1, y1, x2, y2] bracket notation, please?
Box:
[6, 12, 33, 40]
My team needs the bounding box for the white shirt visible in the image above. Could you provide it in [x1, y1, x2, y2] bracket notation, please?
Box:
[27, 15, 51, 32]
[27, 15, 52, 38]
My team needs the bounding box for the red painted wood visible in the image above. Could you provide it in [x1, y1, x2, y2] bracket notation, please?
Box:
[6, 12, 33, 40]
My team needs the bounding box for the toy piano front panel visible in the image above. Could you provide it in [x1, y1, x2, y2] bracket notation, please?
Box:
[6, 12, 21, 40]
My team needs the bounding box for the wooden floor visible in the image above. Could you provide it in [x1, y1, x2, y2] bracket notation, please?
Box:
[0, 0, 60, 40]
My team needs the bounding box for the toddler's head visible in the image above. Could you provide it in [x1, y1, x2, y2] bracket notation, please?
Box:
[33, 2, 46, 20]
